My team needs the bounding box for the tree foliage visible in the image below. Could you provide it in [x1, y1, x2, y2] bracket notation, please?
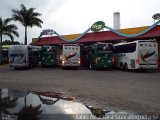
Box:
[0, 17, 19, 41]
[12, 4, 43, 45]
[2, 40, 20, 45]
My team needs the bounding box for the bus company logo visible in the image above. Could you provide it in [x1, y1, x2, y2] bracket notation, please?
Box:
[139, 51, 155, 63]
[152, 13, 160, 20]
[153, 44, 156, 47]
[91, 21, 105, 32]
[64, 52, 77, 61]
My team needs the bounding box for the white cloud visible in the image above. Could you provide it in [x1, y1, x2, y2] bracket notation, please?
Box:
[1, 0, 160, 44]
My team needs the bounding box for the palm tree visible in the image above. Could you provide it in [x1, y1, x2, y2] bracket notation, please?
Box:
[0, 89, 18, 119]
[12, 4, 43, 45]
[0, 17, 19, 64]
[17, 104, 42, 120]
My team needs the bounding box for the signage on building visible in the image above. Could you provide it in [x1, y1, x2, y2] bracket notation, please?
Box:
[91, 21, 105, 32]
[152, 13, 160, 20]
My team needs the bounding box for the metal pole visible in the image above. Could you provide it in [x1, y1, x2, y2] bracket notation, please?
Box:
[0, 35, 3, 64]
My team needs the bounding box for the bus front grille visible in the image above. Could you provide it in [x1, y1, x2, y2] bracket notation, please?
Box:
[131, 59, 135, 69]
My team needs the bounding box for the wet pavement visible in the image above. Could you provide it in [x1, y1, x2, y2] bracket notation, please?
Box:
[0, 65, 160, 117]
[1, 88, 159, 120]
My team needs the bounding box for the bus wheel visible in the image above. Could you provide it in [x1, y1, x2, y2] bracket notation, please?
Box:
[124, 63, 128, 71]
[120, 63, 123, 70]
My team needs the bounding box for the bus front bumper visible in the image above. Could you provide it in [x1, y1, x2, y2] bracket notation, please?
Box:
[41, 60, 57, 66]
[136, 64, 158, 70]
[9, 64, 29, 68]
[61, 61, 80, 67]
[95, 61, 113, 68]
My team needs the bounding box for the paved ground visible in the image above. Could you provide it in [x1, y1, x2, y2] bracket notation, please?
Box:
[0, 64, 160, 114]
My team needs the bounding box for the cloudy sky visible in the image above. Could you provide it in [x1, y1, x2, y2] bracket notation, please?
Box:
[0, 0, 160, 44]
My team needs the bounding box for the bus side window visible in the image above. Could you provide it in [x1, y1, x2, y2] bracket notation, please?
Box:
[114, 43, 136, 53]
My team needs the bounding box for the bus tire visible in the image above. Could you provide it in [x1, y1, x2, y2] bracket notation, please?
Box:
[124, 63, 128, 71]
[120, 63, 123, 70]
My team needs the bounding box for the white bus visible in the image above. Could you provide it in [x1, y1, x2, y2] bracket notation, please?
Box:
[61, 44, 80, 68]
[8, 45, 40, 69]
[114, 40, 158, 70]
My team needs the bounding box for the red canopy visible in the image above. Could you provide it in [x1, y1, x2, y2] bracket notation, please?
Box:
[35, 25, 160, 45]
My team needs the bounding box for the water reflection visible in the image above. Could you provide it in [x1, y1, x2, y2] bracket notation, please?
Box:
[16, 104, 42, 120]
[0, 88, 155, 120]
[0, 88, 18, 118]
[85, 105, 110, 118]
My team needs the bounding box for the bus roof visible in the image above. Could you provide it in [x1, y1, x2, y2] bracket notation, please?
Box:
[63, 44, 80, 46]
[96, 42, 112, 44]
[114, 39, 157, 46]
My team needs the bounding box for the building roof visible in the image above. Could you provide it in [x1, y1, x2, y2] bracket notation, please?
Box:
[34, 25, 160, 45]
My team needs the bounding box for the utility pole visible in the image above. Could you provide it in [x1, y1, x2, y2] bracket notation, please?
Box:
[0, 35, 2, 64]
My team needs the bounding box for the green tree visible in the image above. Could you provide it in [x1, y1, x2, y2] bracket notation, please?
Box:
[12, 4, 43, 45]
[17, 104, 42, 120]
[0, 89, 18, 119]
[0, 17, 19, 64]
[2, 40, 20, 45]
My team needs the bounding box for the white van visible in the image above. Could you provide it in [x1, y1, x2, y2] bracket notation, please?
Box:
[8, 45, 40, 69]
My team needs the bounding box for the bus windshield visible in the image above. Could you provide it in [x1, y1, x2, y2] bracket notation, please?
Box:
[42, 46, 55, 52]
[10, 53, 25, 63]
[97, 44, 114, 52]
[114, 43, 136, 53]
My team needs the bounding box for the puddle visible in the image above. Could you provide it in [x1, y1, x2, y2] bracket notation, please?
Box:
[0, 88, 158, 120]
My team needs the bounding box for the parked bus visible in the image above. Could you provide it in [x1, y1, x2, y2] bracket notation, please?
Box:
[81, 43, 115, 69]
[40, 45, 57, 67]
[114, 40, 158, 70]
[61, 44, 80, 68]
[8, 45, 40, 69]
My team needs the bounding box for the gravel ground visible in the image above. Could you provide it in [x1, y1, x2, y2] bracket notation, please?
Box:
[0, 65, 160, 114]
